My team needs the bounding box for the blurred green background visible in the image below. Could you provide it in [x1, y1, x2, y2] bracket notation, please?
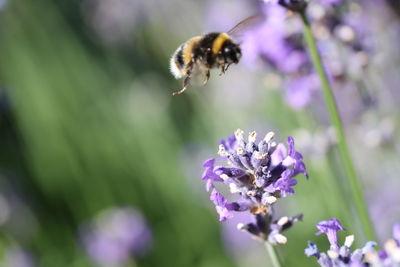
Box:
[0, 0, 399, 266]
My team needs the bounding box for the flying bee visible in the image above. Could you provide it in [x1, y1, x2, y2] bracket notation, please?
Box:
[170, 15, 262, 96]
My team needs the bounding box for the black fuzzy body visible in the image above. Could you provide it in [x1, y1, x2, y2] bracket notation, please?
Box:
[191, 32, 241, 69]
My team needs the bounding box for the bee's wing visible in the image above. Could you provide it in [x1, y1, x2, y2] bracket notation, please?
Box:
[189, 64, 209, 86]
[227, 14, 265, 42]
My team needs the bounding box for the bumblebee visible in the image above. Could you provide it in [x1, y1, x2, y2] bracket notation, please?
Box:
[169, 16, 261, 96]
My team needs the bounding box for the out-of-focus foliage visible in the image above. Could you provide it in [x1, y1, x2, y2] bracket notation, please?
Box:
[0, 0, 398, 266]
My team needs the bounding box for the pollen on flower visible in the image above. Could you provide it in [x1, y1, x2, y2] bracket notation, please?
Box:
[264, 131, 275, 142]
[282, 156, 295, 167]
[218, 144, 228, 157]
[237, 223, 245, 230]
[247, 190, 256, 197]
[229, 183, 241, 193]
[220, 174, 230, 181]
[391, 247, 400, 262]
[344, 235, 354, 247]
[264, 196, 277, 204]
[327, 250, 339, 259]
[277, 216, 289, 226]
[250, 205, 268, 215]
[248, 131, 257, 143]
[236, 147, 245, 155]
[275, 234, 288, 244]
[234, 129, 244, 141]
[385, 239, 397, 251]
[254, 151, 268, 160]
[364, 252, 378, 263]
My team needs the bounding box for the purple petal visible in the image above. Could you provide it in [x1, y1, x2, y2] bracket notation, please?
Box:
[205, 179, 214, 192]
[220, 135, 237, 153]
[271, 143, 287, 166]
[319, 0, 342, 7]
[378, 249, 388, 260]
[393, 223, 400, 242]
[361, 241, 376, 254]
[202, 158, 215, 168]
[287, 136, 295, 156]
[210, 189, 234, 221]
[201, 158, 224, 182]
[271, 170, 298, 197]
[305, 241, 320, 258]
[316, 218, 345, 246]
[210, 189, 226, 206]
[284, 137, 309, 179]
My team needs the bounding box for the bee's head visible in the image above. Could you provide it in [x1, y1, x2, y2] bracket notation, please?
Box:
[222, 41, 241, 64]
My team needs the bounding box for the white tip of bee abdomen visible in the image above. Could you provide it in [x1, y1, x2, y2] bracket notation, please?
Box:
[170, 57, 184, 79]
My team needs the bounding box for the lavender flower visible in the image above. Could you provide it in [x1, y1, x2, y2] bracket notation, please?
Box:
[239, 3, 319, 109]
[363, 223, 400, 266]
[238, 0, 373, 110]
[202, 129, 308, 243]
[306, 218, 376, 266]
[81, 207, 152, 267]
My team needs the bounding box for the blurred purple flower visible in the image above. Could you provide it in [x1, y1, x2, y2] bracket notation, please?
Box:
[236, 0, 373, 110]
[285, 74, 319, 109]
[239, 3, 321, 109]
[4, 247, 35, 267]
[81, 207, 152, 266]
[364, 223, 400, 266]
[241, 4, 290, 68]
[319, 0, 343, 7]
[306, 218, 376, 266]
[393, 224, 400, 243]
[201, 129, 307, 243]
[82, 0, 146, 45]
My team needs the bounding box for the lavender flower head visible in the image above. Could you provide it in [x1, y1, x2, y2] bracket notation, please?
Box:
[81, 207, 152, 267]
[202, 129, 308, 243]
[306, 218, 376, 266]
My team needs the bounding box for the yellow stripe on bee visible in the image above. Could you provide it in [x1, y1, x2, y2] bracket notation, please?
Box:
[212, 33, 230, 55]
[183, 36, 202, 64]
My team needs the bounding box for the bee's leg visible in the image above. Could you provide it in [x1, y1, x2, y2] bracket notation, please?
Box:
[224, 63, 231, 72]
[203, 70, 210, 85]
[172, 62, 194, 96]
[218, 65, 225, 76]
[172, 76, 191, 96]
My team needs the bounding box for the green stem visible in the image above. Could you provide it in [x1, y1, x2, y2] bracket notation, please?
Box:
[264, 242, 282, 267]
[300, 11, 376, 241]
